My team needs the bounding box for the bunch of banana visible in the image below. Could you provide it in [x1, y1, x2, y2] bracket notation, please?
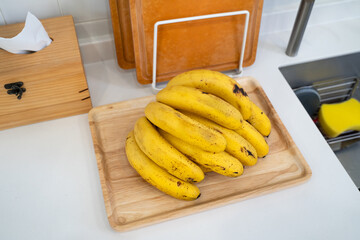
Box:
[180, 111, 258, 166]
[160, 129, 244, 177]
[125, 69, 272, 201]
[126, 132, 201, 201]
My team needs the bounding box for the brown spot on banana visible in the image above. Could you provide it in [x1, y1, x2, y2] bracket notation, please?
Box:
[184, 154, 196, 162]
[246, 149, 255, 158]
[233, 84, 248, 97]
[213, 129, 223, 134]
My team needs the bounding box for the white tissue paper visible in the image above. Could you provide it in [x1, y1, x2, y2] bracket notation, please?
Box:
[0, 12, 52, 54]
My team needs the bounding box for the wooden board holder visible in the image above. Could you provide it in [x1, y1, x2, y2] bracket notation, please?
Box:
[109, 0, 136, 69]
[129, 0, 264, 84]
[0, 15, 92, 131]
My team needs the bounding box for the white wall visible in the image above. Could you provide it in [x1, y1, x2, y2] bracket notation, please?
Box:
[0, 0, 110, 25]
[0, 0, 359, 40]
[261, 0, 360, 35]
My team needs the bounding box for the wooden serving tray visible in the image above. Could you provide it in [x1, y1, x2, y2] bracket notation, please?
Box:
[88, 77, 311, 231]
[129, 0, 264, 84]
[109, 0, 135, 69]
[0, 16, 91, 131]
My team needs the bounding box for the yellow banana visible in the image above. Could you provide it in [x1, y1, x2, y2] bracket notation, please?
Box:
[167, 69, 252, 120]
[157, 85, 243, 129]
[160, 129, 243, 177]
[247, 101, 272, 137]
[196, 163, 212, 173]
[134, 117, 204, 183]
[145, 101, 226, 153]
[181, 111, 258, 166]
[125, 131, 201, 201]
[234, 120, 269, 157]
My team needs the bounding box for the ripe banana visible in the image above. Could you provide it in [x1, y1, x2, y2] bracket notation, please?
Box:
[160, 129, 244, 177]
[167, 69, 252, 120]
[134, 117, 204, 183]
[247, 101, 271, 137]
[196, 163, 212, 173]
[145, 101, 226, 153]
[125, 131, 201, 201]
[157, 85, 243, 129]
[181, 111, 258, 166]
[234, 120, 269, 157]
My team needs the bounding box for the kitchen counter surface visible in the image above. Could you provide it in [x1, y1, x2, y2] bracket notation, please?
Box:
[1, 17, 360, 240]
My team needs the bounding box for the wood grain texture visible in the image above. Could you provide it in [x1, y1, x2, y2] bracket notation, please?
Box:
[109, 0, 135, 69]
[129, 0, 264, 84]
[0, 15, 92, 131]
[88, 77, 312, 232]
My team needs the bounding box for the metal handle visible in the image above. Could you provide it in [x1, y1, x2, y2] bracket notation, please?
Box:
[286, 0, 315, 57]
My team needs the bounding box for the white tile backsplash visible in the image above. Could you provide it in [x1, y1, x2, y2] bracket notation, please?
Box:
[260, 0, 360, 35]
[57, 0, 110, 23]
[262, 0, 341, 14]
[0, 0, 61, 24]
[0, 10, 6, 25]
[263, 0, 300, 13]
[75, 18, 113, 41]
[0, 0, 358, 42]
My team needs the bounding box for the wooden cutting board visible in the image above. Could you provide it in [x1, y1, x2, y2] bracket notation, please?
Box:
[129, 0, 263, 84]
[109, 0, 135, 69]
[88, 76, 312, 232]
[0, 16, 92, 131]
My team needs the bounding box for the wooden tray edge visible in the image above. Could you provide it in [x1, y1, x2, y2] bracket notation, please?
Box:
[88, 96, 157, 230]
[111, 173, 312, 232]
[240, 76, 312, 177]
[88, 77, 312, 232]
[88, 114, 114, 227]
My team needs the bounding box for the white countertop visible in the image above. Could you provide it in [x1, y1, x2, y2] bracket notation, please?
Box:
[1, 17, 360, 240]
